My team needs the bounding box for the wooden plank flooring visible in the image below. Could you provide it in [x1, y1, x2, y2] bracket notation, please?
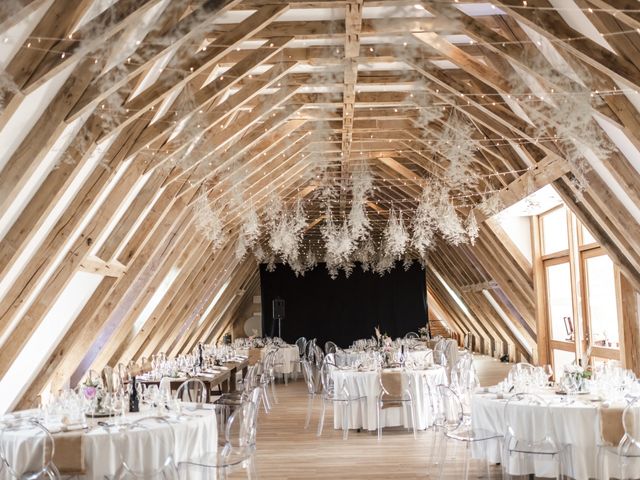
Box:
[227, 355, 513, 479]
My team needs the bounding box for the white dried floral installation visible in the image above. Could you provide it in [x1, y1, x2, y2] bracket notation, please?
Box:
[191, 55, 613, 279]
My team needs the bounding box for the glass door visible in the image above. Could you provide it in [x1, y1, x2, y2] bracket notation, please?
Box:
[581, 248, 620, 361]
[545, 258, 577, 373]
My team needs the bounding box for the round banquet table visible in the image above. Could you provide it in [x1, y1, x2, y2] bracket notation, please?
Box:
[338, 349, 433, 367]
[0, 407, 217, 479]
[471, 390, 640, 480]
[239, 345, 300, 375]
[331, 366, 447, 431]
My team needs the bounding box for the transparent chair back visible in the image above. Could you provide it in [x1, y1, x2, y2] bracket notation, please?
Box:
[115, 416, 177, 478]
[0, 419, 60, 479]
[301, 359, 318, 395]
[435, 384, 465, 432]
[319, 360, 336, 397]
[224, 401, 259, 452]
[621, 398, 640, 456]
[324, 341, 337, 354]
[504, 393, 558, 451]
[295, 337, 307, 357]
[404, 332, 419, 339]
[175, 379, 207, 405]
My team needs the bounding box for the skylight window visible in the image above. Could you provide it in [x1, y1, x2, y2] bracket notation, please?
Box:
[132, 267, 182, 335]
[0, 271, 103, 414]
[197, 280, 231, 327]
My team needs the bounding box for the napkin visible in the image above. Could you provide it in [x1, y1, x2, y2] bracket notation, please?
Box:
[47, 431, 85, 475]
[599, 405, 625, 446]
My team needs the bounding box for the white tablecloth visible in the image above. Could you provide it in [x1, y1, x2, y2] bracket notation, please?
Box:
[0, 408, 217, 479]
[238, 345, 300, 375]
[339, 349, 433, 367]
[331, 366, 447, 431]
[471, 390, 640, 480]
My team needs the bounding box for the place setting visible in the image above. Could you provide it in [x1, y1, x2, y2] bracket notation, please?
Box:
[3, 0, 640, 478]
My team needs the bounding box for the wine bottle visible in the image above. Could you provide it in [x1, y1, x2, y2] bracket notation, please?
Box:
[129, 376, 139, 413]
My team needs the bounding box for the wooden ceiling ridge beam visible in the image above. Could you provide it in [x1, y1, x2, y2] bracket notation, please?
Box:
[339, 0, 364, 211]
[66, 0, 247, 121]
[209, 15, 460, 39]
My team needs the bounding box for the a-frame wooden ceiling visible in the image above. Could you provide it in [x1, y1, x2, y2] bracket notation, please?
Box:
[2, 0, 640, 411]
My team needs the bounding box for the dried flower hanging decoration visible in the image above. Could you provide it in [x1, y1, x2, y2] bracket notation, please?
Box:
[194, 192, 226, 251]
[268, 197, 307, 264]
[382, 208, 409, 259]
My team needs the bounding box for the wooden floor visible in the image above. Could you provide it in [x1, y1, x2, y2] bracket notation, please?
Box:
[227, 355, 513, 479]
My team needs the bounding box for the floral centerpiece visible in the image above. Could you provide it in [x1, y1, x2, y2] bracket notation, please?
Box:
[418, 326, 430, 340]
[375, 327, 396, 367]
[82, 377, 108, 414]
[560, 363, 592, 393]
[81, 378, 100, 401]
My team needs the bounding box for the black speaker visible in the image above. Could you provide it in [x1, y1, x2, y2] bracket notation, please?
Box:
[272, 298, 285, 319]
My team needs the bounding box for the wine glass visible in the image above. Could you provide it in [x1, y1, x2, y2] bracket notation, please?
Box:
[543, 364, 554, 387]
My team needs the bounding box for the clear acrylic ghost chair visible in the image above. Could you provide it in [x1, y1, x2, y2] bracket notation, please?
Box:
[596, 398, 640, 480]
[503, 393, 565, 480]
[316, 360, 361, 440]
[294, 337, 307, 378]
[216, 365, 259, 406]
[301, 359, 321, 429]
[324, 341, 338, 354]
[261, 349, 280, 405]
[404, 332, 419, 339]
[111, 416, 178, 479]
[376, 370, 417, 440]
[175, 378, 208, 406]
[436, 384, 502, 480]
[295, 337, 307, 357]
[179, 399, 259, 480]
[450, 353, 479, 416]
[253, 360, 272, 414]
[0, 420, 61, 479]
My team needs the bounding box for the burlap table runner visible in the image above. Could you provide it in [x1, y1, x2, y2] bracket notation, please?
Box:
[381, 371, 404, 409]
[600, 405, 625, 446]
[46, 431, 85, 475]
[248, 348, 263, 366]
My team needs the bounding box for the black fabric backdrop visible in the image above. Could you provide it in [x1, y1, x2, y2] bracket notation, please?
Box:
[260, 262, 427, 348]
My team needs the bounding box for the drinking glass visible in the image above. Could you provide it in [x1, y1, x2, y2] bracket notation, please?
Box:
[543, 364, 554, 386]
